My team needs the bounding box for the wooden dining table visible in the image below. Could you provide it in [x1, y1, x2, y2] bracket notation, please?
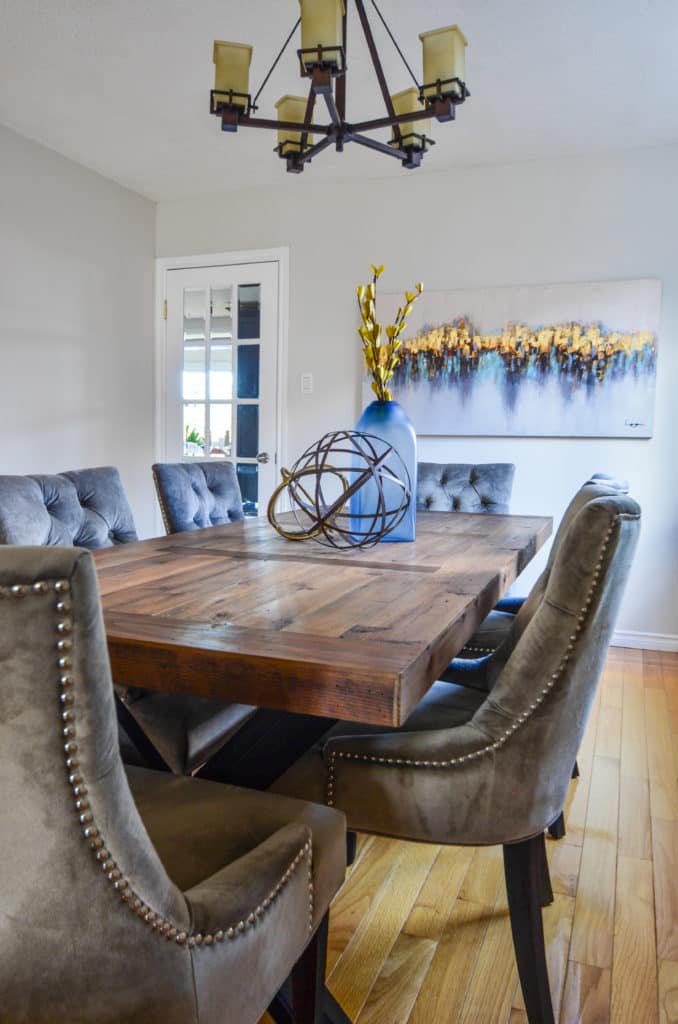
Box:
[94, 511, 552, 728]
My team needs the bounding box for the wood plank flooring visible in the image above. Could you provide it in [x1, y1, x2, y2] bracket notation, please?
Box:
[260, 648, 678, 1023]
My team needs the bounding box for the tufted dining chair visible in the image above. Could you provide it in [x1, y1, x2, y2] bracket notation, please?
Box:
[272, 492, 641, 1024]
[0, 467, 258, 777]
[151, 460, 334, 791]
[152, 461, 245, 533]
[445, 474, 629, 668]
[417, 462, 515, 514]
[0, 544, 346, 1024]
[0, 467, 138, 547]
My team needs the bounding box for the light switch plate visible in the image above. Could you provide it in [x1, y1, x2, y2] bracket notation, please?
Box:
[300, 372, 313, 394]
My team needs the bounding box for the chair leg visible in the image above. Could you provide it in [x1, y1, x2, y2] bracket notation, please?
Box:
[346, 831, 357, 866]
[503, 835, 555, 1024]
[547, 811, 566, 841]
[291, 912, 329, 1024]
[536, 831, 554, 907]
[271, 912, 351, 1024]
[572, 759, 580, 779]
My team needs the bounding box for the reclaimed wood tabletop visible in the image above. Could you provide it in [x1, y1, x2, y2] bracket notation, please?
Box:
[93, 511, 552, 727]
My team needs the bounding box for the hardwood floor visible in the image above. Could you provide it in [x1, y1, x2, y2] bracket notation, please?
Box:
[261, 648, 678, 1023]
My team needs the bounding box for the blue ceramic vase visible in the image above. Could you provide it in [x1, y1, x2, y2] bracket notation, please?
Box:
[352, 399, 417, 542]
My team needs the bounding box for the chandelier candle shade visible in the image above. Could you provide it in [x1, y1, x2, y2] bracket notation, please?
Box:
[209, 1, 470, 173]
[420, 25, 468, 102]
[212, 41, 253, 122]
[390, 87, 431, 152]
[299, 0, 345, 75]
[275, 95, 313, 156]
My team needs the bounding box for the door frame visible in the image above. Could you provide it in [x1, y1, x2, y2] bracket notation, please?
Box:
[154, 247, 289, 526]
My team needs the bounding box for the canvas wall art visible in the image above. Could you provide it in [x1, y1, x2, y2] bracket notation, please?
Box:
[363, 279, 661, 438]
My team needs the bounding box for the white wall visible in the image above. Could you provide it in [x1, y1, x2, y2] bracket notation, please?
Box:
[156, 145, 678, 645]
[0, 125, 157, 536]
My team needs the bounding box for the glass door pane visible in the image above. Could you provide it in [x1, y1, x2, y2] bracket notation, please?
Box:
[166, 262, 278, 518]
[182, 289, 207, 456]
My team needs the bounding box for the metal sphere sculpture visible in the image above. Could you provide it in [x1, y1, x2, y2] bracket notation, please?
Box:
[267, 430, 411, 549]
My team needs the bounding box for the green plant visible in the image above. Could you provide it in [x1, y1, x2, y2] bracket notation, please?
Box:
[185, 425, 205, 446]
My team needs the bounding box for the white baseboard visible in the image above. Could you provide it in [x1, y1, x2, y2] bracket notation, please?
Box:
[611, 630, 678, 653]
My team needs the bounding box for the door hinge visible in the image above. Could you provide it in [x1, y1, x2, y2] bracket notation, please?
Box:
[162, 299, 168, 321]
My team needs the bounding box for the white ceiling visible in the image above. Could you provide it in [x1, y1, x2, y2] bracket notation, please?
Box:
[1, 0, 677, 201]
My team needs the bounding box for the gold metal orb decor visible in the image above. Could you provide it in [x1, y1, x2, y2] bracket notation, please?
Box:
[267, 430, 411, 548]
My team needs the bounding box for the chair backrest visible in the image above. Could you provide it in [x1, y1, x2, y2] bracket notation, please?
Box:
[0, 467, 138, 548]
[471, 492, 640, 840]
[544, 473, 628, 574]
[152, 461, 244, 534]
[417, 462, 515, 514]
[513, 474, 630, 637]
[0, 546, 195, 1021]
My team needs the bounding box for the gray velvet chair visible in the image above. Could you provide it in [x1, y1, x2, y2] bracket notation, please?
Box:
[152, 461, 245, 534]
[417, 461, 515, 514]
[0, 468, 257, 776]
[272, 492, 641, 1024]
[0, 544, 346, 1024]
[444, 474, 630, 668]
[0, 467, 138, 547]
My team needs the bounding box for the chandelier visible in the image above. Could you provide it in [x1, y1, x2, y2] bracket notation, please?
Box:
[210, 0, 469, 174]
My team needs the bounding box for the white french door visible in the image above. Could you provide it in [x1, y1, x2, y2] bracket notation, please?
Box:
[162, 261, 280, 516]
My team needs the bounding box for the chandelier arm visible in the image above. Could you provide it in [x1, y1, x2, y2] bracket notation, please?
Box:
[238, 115, 333, 134]
[349, 106, 434, 134]
[320, 89, 342, 129]
[251, 16, 301, 108]
[297, 134, 336, 166]
[344, 132, 407, 161]
[369, 0, 421, 90]
[352, 0, 401, 142]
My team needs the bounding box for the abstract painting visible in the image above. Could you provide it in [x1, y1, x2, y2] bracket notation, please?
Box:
[364, 279, 661, 437]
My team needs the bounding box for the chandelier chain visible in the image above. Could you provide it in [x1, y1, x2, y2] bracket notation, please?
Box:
[251, 16, 302, 109]
[369, 0, 421, 91]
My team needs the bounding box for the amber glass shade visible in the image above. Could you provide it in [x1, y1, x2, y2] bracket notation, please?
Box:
[213, 40, 253, 108]
[419, 25, 467, 99]
[390, 87, 431, 147]
[299, 0, 345, 68]
[275, 95, 313, 152]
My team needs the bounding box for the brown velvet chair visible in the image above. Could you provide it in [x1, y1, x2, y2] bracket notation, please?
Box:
[0, 545, 346, 1024]
[272, 492, 641, 1024]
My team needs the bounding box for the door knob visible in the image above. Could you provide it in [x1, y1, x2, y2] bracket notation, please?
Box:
[256, 452, 270, 464]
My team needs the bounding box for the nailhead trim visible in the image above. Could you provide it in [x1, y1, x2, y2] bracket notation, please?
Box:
[151, 472, 173, 537]
[4, 575, 314, 949]
[326, 515, 634, 807]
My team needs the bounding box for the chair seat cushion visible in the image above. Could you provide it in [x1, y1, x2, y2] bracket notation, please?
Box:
[123, 692, 257, 774]
[272, 682, 485, 806]
[457, 609, 515, 657]
[126, 766, 346, 930]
